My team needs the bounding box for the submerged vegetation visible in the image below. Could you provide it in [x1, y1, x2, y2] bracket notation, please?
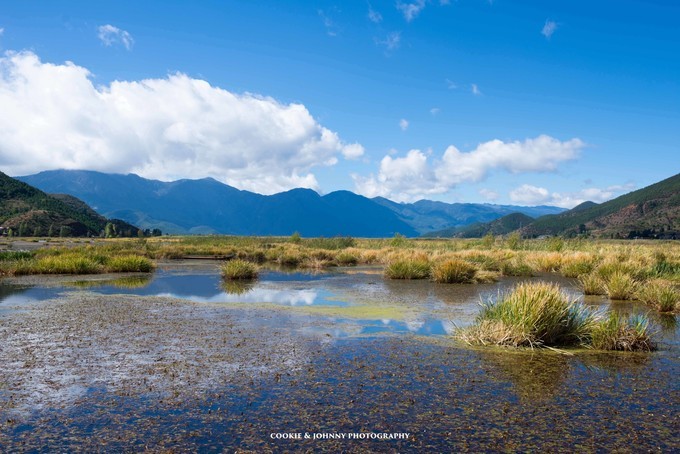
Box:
[458, 282, 656, 351]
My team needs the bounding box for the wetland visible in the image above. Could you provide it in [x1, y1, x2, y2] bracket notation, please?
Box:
[1, 255, 678, 451]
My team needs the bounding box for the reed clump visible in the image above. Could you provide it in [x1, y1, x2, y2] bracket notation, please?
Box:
[431, 259, 478, 284]
[457, 281, 655, 351]
[384, 259, 431, 280]
[604, 271, 638, 300]
[590, 312, 655, 351]
[221, 259, 259, 280]
[636, 280, 679, 312]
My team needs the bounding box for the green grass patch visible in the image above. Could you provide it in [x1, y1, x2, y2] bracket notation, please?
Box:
[384, 259, 431, 280]
[457, 281, 656, 351]
[591, 312, 655, 351]
[605, 272, 638, 300]
[636, 281, 679, 312]
[458, 282, 594, 348]
[431, 259, 477, 284]
[106, 255, 155, 273]
[222, 259, 259, 280]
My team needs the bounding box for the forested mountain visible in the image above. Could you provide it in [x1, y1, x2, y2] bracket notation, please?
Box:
[0, 171, 139, 237]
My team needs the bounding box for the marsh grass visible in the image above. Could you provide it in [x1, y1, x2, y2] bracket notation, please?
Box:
[384, 259, 431, 280]
[0, 251, 34, 261]
[457, 281, 656, 351]
[334, 251, 359, 266]
[106, 255, 155, 273]
[458, 282, 594, 348]
[636, 280, 679, 312]
[222, 259, 259, 280]
[431, 259, 477, 284]
[605, 271, 638, 300]
[579, 274, 606, 295]
[590, 312, 655, 351]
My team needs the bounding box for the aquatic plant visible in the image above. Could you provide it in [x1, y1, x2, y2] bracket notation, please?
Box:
[384, 259, 431, 280]
[106, 255, 155, 273]
[636, 280, 679, 312]
[221, 259, 259, 280]
[578, 274, 606, 295]
[458, 282, 595, 348]
[431, 259, 477, 284]
[605, 271, 638, 300]
[590, 312, 655, 351]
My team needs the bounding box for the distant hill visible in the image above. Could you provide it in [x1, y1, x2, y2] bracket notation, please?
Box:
[521, 172, 680, 239]
[0, 171, 139, 237]
[19, 170, 418, 237]
[373, 197, 563, 234]
[424, 212, 535, 238]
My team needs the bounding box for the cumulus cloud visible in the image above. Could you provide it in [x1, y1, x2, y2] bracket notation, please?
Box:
[341, 143, 365, 160]
[0, 51, 361, 194]
[430, 107, 440, 116]
[542, 20, 557, 39]
[354, 135, 584, 202]
[471, 83, 481, 95]
[509, 183, 636, 208]
[97, 24, 134, 50]
[399, 118, 409, 131]
[446, 79, 458, 89]
[0, 27, 4, 36]
[352, 149, 446, 200]
[397, 0, 427, 22]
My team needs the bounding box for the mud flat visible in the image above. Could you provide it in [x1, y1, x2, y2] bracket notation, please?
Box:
[0, 276, 679, 451]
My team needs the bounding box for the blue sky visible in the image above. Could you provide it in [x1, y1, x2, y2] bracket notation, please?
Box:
[0, 0, 678, 207]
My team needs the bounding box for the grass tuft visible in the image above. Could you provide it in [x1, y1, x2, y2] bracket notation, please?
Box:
[579, 274, 606, 295]
[636, 280, 679, 312]
[384, 259, 431, 280]
[431, 259, 477, 284]
[106, 255, 155, 273]
[458, 282, 594, 348]
[590, 312, 655, 351]
[605, 271, 638, 300]
[222, 259, 259, 280]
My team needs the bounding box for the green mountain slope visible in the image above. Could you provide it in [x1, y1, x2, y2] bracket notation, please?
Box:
[522, 172, 680, 238]
[424, 212, 535, 238]
[0, 171, 138, 237]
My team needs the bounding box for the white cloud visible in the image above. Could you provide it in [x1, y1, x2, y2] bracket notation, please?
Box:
[542, 20, 557, 39]
[509, 184, 550, 205]
[446, 78, 458, 89]
[0, 51, 361, 194]
[509, 183, 636, 208]
[399, 118, 409, 131]
[341, 143, 365, 160]
[471, 83, 481, 95]
[479, 188, 499, 201]
[430, 107, 440, 116]
[376, 31, 401, 52]
[0, 28, 4, 36]
[97, 24, 134, 50]
[397, 0, 427, 22]
[368, 7, 382, 23]
[354, 135, 584, 202]
[352, 149, 446, 200]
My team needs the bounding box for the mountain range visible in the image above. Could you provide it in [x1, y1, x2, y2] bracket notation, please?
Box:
[18, 170, 564, 237]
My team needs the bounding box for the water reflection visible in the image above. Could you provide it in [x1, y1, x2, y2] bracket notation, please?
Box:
[475, 349, 571, 402]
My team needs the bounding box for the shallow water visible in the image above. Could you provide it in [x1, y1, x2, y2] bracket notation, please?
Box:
[0, 263, 678, 451]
